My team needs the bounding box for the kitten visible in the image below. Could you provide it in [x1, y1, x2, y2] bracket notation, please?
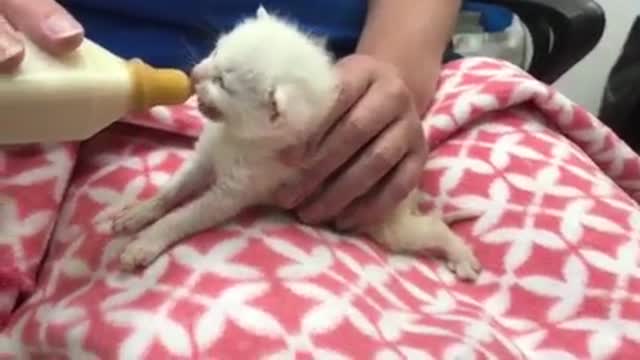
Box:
[111, 7, 481, 280]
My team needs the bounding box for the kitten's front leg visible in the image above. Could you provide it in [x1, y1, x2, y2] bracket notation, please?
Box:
[120, 187, 246, 270]
[112, 153, 214, 234]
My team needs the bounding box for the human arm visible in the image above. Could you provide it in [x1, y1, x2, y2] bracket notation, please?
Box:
[356, 0, 462, 110]
[0, 0, 83, 72]
[275, 0, 462, 229]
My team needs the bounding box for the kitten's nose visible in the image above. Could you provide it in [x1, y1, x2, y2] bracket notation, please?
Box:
[191, 58, 215, 83]
[190, 64, 207, 83]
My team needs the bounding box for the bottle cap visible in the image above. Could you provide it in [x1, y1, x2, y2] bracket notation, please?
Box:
[127, 59, 193, 111]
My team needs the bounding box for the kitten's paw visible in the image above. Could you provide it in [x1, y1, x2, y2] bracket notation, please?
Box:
[120, 239, 164, 271]
[111, 200, 162, 234]
[446, 251, 481, 281]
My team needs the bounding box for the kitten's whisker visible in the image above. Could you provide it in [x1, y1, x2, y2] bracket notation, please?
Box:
[179, 40, 202, 70]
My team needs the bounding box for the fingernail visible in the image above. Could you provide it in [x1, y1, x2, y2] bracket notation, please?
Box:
[279, 146, 306, 167]
[0, 34, 23, 62]
[42, 14, 84, 39]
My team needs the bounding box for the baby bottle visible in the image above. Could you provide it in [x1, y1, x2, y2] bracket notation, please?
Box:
[0, 35, 193, 145]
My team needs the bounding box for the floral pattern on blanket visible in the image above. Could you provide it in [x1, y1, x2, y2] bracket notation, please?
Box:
[1, 58, 639, 359]
[0, 143, 77, 328]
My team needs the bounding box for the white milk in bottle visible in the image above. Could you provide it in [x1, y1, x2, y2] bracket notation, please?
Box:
[0, 36, 193, 144]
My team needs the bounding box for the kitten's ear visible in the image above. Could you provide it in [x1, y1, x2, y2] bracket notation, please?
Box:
[268, 86, 286, 124]
[257, 5, 270, 19]
[269, 85, 312, 125]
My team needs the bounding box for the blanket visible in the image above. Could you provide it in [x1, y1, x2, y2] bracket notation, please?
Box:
[1, 57, 639, 359]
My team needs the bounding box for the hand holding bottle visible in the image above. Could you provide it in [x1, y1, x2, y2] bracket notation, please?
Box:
[0, 0, 84, 72]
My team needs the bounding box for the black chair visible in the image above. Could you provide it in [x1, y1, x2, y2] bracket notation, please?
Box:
[598, 16, 640, 150]
[480, 0, 606, 84]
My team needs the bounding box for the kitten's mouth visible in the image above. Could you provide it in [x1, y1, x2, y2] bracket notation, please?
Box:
[197, 101, 222, 120]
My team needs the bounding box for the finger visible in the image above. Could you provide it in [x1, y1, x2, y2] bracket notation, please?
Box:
[307, 60, 376, 152]
[296, 116, 410, 224]
[2, 0, 84, 56]
[279, 77, 406, 210]
[0, 15, 23, 72]
[275, 60, 374, 171]
[335, 140, 425, 231]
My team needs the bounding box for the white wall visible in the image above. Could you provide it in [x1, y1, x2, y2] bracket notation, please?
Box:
[553, 0, 640, 114]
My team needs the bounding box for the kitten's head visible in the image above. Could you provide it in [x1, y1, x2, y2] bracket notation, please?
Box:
[192, 7, 338, 143]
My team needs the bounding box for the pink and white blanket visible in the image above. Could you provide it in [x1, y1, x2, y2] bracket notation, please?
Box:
[1, 58, 639, 359]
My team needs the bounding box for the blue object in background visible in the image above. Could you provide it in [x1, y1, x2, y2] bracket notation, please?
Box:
[463, 2, 514, 32]
[63, 0, 367, 71]
[62, 1, 514, 71]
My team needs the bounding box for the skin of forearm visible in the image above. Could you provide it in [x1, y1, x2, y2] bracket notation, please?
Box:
[356, 0, 462, 109]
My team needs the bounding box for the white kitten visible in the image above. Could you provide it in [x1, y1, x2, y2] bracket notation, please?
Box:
[111, 7, 481, 280]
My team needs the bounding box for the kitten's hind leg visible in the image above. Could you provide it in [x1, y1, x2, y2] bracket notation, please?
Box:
[112, 154, 214, 234]
[120, 187, 246, 271]
[365, 191, 481, 281]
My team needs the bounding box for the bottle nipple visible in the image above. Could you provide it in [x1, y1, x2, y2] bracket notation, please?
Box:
[127, 59, 193, 111]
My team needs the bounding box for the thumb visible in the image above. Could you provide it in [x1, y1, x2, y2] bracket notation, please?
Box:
[277, 143, 308, 168]
[1, 0, 84, 56]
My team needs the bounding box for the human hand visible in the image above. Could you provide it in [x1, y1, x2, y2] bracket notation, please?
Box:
[274, 54, 429, 231]
[0, 0, 84, 72]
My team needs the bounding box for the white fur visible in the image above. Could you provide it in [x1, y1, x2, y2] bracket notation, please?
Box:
[112, 8, 481, 280]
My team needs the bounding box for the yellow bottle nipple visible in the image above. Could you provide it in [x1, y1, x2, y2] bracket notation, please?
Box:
[127, 59, 193, 111]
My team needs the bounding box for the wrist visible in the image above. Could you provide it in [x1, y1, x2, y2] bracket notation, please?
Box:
[355, 0, 460, 112]
[354, 48, 441, 113]
[405, 58, 441, 114]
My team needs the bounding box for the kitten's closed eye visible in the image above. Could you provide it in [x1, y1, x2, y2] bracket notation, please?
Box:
[211, 74, 228, 92]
